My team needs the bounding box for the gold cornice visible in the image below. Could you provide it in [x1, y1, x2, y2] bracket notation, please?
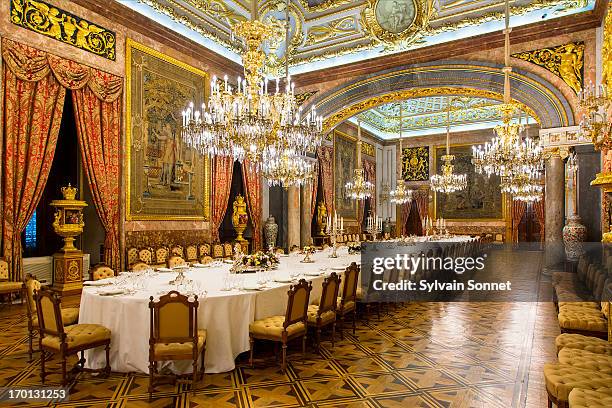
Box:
[322, 87, 540, 133]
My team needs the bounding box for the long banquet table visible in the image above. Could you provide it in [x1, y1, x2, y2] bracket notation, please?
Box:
[79, 248, 359, 374]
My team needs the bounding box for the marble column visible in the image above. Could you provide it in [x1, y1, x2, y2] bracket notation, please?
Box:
[300, 186, 313, 247]
[544, 149, 566, 273]
[287, 186, 301, 250]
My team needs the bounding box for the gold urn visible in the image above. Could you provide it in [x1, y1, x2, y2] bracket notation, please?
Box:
[232, 194, 249, 243]
[50, 184, 88, 252]
[315, 201, 328, 236]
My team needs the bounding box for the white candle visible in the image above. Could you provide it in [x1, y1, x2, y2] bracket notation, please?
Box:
[341, 217, 343, 231]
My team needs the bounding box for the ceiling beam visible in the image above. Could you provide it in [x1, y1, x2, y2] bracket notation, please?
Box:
[294, 0, 608, 87]
[71, 0, 243, 78]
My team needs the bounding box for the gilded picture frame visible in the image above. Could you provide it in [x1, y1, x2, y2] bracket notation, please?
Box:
[433, 144, 503, 220]
[126, 39, 210, 221]
[333, 130, 358, 220]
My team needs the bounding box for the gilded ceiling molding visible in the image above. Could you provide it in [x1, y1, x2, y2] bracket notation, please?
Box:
[512, 42, 584, 95]
[10, 0, 116, 60]
[184, 0, 246, 26]
[295, 90, 318, 105]
[322, 87, 539, 133]
[298, 0, 359, 14]
[304, 16, 358, 46]
[361, 0, 437, 48]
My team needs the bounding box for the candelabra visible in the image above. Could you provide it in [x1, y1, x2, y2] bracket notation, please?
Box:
[422, 216, 448, 237]
[325, 212, 344, 258]
[366, 212, 382, 240]
[578, 82, 611, 150]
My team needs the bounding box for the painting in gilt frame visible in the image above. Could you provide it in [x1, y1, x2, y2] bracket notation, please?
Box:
[126, 39, 210, 220]
[402, 146, 429, 181]
[334, 131, 358, 220]
[434, 144, 502, 220]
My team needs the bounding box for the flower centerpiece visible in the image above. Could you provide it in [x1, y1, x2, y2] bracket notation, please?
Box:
[300, 246, 316, 263]
[347, 242, 361, 254]
[241, 251, 279, 271]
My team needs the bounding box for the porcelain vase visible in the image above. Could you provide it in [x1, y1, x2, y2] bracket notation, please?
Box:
[264, 216, 278, 249]
[562, 214, 587, 261]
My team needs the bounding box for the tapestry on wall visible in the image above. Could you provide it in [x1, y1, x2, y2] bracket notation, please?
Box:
[435, 145, 502, 219]
[334, 131, 358, 220]
[402, 146, 429, 181]
[126, 39, 210, 220]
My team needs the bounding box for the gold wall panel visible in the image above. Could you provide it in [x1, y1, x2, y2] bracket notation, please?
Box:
[402, 146, 429, 181]
[10, 0, 116, 60]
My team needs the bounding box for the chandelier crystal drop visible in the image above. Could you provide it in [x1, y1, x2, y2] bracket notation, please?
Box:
[261, 148, 317, 188]
[430, 97, 467, 193]
[181, 0, 323, 170]
[504, 172, 543, 202]
[471, 0, 544, 194]
[390, 105, 413, 204]
[345, 120, 374, 200]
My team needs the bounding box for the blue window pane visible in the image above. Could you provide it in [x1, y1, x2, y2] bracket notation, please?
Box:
[24, 210, 37, 249]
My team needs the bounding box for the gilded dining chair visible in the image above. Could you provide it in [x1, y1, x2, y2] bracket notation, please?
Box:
[307, 272, 341, 352]
[131, 261, 150, 272]
[24, 274, 79, 361]
[0, 258, 22, 305]
[35, 287, 111, 386]
[167, 256, 187, 268]
[148, 291, 206, 399]
[249, 279, 312, 371]
[337, 263, 359, 339]
[90, 263, 115, 281]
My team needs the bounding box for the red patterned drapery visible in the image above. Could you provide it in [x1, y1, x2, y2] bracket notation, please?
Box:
[310, 161, 319, 218]
[1, 38, 124, 279]
[318, 146, 334, 216]
[71, 66, 123, 270]
[1, 39, 66, 281]
[211, 156, 234, 242]
[533, 199, 546, 242]
[414, 190, 429, 235]
[401, 202, 411, 236]
[359, 159, 376, 228]
[511, 200, 527, 243]
[241, 161, 263, 250]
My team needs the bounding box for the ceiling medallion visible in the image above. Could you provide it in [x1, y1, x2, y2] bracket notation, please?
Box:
[361, 0, 437, 47]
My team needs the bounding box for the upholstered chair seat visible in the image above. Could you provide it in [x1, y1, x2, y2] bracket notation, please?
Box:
[0, 259, 22, 303]
[543, 363, 612, 407]
[558, 348, 612, 374]
[167, 256, 187, 268]
[200, 256, 214, 265]
[153, 329, 207, 359]
[249, 316, 306, 338]
[337, 298, 356, 312]
[568, 387, 612, 408]
[558, 308, 607, 336]
[131, 262, 150, 272]
[307, 306, 335, 325]
[555, 333, 612, 356]
[42, 324, 111, 351]
[558, 302, 601, 310]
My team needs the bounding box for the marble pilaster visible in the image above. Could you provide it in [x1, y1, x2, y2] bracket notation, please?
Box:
[287, 186, 301, 250]
[544, 149, 566, 272]
[300, 186, 312, 247]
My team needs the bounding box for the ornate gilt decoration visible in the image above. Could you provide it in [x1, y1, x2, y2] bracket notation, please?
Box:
[305, 16, 358, 46]
[323, 87, 540, 133]
[361, 0, 437, 47]
[603, 4, 612, 90]
[10, 0, 116, 60]
[402, 146, 429, 181]
[512, 42, 584, 94]
[295, 90, 318, 106]
[362, 141, 375, 157]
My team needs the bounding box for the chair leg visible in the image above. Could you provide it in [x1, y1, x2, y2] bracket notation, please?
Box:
[148, 361, 155, 401]
[40, 349, 46, 384]
[352, 309, 357, 335]
[281, 342, 287, 372]
[200, 349, 205, 380]
[61, 354, 67, 387]
[302, 334, 307, 357]
[339, 314, 344, 340]
[331, 322, 336, 349]
[78, 350, 85, 369]
[315, 328, 321, 353]
[28, 328, 34, 362]
[104, 344, 111, 376]
[547, 397, 551, 408]
[249, 336, 254, 368]
[192, 359, 197, 394]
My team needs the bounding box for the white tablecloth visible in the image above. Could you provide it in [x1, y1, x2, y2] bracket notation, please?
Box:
[79, 248, 359, 374]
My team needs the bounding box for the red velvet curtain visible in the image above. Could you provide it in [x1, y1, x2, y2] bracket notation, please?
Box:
[533, 199, 545, 242]
[359, 159, 376, 228]
[310, 161, 319, 218]
[1, 39, 65, 281]
[72, 69, 123, 270]
[414, 190, 429, 235]
[511, 200, 527, 243]
[401, 202, 411, 236]
[211, 156, 234, 242]
[241, 161, 263, 250]
[318, 146, 334, 216]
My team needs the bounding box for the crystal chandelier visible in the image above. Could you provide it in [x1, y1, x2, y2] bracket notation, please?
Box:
[505, 172, 543, 202]
[181, 0, 323, 168]
[471, 0, 544, 193]
[390, 105, 413, 204]
[345, 119, 375, 200]
[578, 82, 611, 150]
[430, 97, 467, 193]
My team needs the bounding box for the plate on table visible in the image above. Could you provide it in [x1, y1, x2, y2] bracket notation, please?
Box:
[192, 263, 210, 268]
[331, 266, 346, 271]
[274, 277, 293, 283]
[305, 271, 322, 276]
[157, 267, 173, 273]
[172, 265, 189, 270]
[223, 259, 234, 264]
[83, 280, 112, 287]
[97, 288, 125, 296]
[243, 285, 264, 291]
